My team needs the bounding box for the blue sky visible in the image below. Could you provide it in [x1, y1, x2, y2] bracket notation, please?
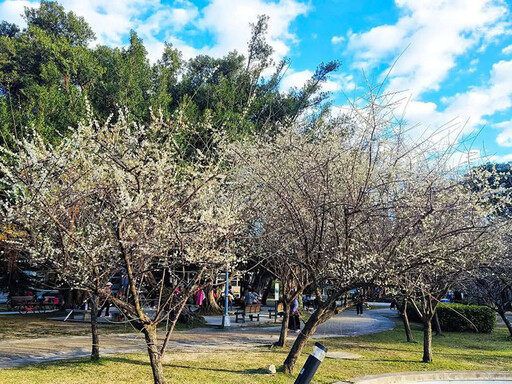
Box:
[2, 0, 512, 163]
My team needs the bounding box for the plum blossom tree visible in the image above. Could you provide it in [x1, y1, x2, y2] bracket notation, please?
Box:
[463, 227, 512, 338]
[230, 102, 406, 373]
[391, 159, 508, 362]
[230, 87, 504, 371]
[0, 108, 239, 384]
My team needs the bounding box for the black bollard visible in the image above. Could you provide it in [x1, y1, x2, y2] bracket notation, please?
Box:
[294, 342, 328, 384]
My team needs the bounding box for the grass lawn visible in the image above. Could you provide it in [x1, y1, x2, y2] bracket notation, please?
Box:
[0, 311, 205, 340]
[1, 319, 511, 384]
[0, 311, 136, 340]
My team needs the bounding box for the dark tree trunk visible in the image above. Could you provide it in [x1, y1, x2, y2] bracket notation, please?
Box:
[261, 278, 274, 306]
[401, 297, 414, 342]
[198, 281, 222, 315]
[283, 306, 326, 374]
[422, 318, 433, 363]
[178, 305, 204, 324]
[67, 288, 74, 309]
[275, 301, 290, 347]
[252, 269, 268, 294]
[89, 293, 100, 361]
[497, 306, 512, 338]
[433, 311, 442, 336]
[143, 326, 167, 384]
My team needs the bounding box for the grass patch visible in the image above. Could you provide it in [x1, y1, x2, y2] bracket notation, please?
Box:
[0, 312, 205, 340]
[0, 319, 511, 383]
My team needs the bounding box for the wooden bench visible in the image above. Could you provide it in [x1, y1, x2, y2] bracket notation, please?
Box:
[303, 297, 317, 311]
[9, 295, 34, 305]
[235, 304, 261, 323]
[268, 302, 285, 322]
[9, 296, 38, 312]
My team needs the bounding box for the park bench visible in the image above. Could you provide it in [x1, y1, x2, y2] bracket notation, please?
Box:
[235, 303, 261, 323]
[268, 302, 285, 322]
[8, 295, 39, 313]
[303, 297, 318, 311]
[8, 295, 61, 313]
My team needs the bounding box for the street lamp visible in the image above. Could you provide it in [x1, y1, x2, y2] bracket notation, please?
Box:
[221, 268, 230, 328]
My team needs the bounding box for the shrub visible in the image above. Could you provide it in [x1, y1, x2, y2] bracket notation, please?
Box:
[437, 303, 495, 333]
[406, 303, 495, 333]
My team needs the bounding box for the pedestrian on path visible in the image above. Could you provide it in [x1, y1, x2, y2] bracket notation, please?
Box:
[288, 296, 301, 333]
[355, 291, 364, 316]
[98, 282, 112, 317]
[195, 288, 205, 307]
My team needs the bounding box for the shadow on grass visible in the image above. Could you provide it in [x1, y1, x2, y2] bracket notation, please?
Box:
[167, 364, 271, 375]
[87, 356, 273, 376]
[361, 358, 421, 364]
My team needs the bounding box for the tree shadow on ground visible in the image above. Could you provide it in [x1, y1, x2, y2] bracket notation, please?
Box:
[96, 356, 272, 375]
[166, 363, 270, 375]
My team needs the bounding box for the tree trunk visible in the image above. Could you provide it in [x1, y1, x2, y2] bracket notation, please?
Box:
[67, 287, 73, 309]
[497, 307, 512, 338]
[261, 278, 273, 306]
[89, 293, 100, 361]
[143, 326, 167, 384]
[198, 281, 222, 315]
[433, 311, 442, 336]
[283, 307, 325, 374]
[401, 298, 414, 343]
[275, 301, 290, 347]
[422, 318, 433, 363]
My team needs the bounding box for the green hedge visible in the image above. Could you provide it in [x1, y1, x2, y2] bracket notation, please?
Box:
[406, 303, 495, 333]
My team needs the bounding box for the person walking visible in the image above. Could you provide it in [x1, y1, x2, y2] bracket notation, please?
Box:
[98, 282, 112, 317]
[195, 288, 205, 307]
[244, 287, 254, 306]
[227, 287, 234, 311]
[288, 297, 301, 333]
[356, 293, 364, 316]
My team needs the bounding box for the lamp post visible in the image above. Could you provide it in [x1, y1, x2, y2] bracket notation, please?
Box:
[222, 269, 230, 328]
[294, 342, 327, 384]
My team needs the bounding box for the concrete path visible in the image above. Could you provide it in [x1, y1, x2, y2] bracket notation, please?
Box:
[0, 308, 397, 369]
[313, 308, 396, 338]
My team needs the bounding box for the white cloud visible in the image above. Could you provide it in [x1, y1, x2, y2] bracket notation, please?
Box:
[490, 153, 512, 163]
[444, 60, 512, 125]
[503, 44, 512, 55]
[58, 0, 201, 62]
[347, 0, 510, 96]
[331, 35, 345, 44]
[495, 119, 512, 147]
[400, 59, 512, 146]
[280, 70, 356, 93]
[196, 0, 309, 59]
[1, 0, 307, 63]
[5, 0, 162, 47]
[60, 0, 153, 46]
[137, 5, 199, 38]
[446, 150, 483, 169]
[341, 1, 512, 153]
[280, 70, 313, 92]
[0, 0, 33, 26]
[331, 73, 357, 93]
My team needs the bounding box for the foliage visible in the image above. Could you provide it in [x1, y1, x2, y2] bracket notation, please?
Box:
[408, 303, 496, 333]
[0, 2, 339, 149]
[437, 304, 496, 333]
[0, 1, 100, 146]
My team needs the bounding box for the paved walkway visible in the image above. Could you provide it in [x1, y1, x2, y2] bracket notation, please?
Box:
[0, 308, 397, 368]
